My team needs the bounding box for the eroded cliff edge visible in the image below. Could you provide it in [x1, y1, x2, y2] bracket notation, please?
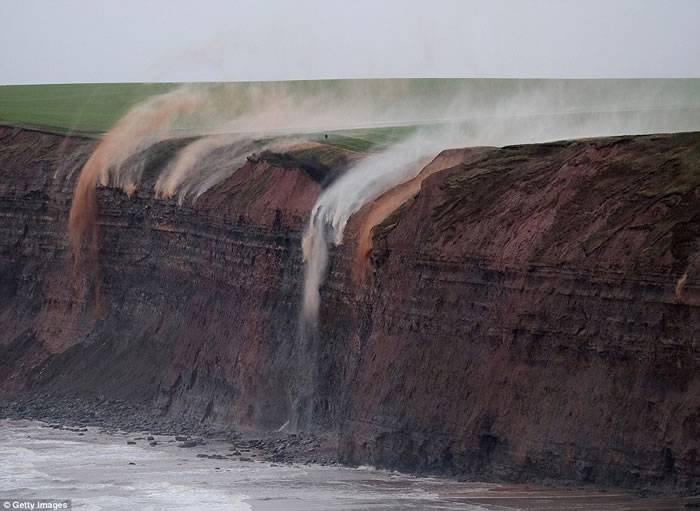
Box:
[0, 125, 698, 492]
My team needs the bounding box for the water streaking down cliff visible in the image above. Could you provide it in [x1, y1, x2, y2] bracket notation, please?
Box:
[0, 124, 698, 496]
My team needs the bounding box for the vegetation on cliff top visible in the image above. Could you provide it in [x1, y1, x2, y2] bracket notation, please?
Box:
[0, 83, 174, 135]
[0, 82, 420, 150]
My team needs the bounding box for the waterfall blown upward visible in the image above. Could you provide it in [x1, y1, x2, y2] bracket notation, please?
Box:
[301, 130, 455, 322]
[299, 80, 700, 326]
[68, 86, 206, 263]
[63, 79, 700, 318]
[66, 79, 477, 261]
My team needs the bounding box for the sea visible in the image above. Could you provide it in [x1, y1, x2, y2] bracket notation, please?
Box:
[0, 419, 687, 511]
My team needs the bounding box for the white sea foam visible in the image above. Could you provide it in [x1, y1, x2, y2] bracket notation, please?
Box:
[0, 420, 484, 510]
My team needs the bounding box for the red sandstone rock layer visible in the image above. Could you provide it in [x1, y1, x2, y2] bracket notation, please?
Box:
[0, 125, 698, 492]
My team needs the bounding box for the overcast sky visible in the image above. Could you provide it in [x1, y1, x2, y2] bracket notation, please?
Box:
[1, 0, 699, 85]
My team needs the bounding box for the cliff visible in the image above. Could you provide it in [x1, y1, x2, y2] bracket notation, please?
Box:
[0, 125, 698, 493]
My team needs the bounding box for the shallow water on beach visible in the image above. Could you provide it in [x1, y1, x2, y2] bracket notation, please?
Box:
[0, 420, 688, 510]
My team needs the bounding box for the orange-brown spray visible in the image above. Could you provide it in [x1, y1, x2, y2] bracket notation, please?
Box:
[68, 86, 205, 307]
[675, 271, 689, 303]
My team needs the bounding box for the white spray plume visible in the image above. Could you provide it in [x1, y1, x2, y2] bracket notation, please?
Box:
[155, 134, 318, 204]
[155, 134, 252, 203]
[300, 80, 700, 324]
[301, 127, 463, 322]
[74, 79, 700, 204]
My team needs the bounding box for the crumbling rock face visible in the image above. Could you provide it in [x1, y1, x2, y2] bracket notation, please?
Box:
[0, 125, 698, 492]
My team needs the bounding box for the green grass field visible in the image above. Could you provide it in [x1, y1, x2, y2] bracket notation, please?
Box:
[0, 82, 417, 150]
[3, 79, 697, 151]
[0, 83, 175, 135]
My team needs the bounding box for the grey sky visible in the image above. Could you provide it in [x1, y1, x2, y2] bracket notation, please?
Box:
[1, 0, 699, 85]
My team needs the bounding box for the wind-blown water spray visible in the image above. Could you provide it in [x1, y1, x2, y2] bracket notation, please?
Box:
[300, 80, 700, 325]
[155, 134, 252, 203]
[66, 78, 700, 317]
[351, 148, 478, 284]
[301, 129, 461, 322]
[68, 85, 206, 261]
[67, 79, 468, 258]
[155, 135, 321, 204]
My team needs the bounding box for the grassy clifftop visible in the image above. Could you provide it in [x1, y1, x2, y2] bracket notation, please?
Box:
[2, 79, 699, 150]
[0, 81, 417, 150]
[0, 83, 174, 135]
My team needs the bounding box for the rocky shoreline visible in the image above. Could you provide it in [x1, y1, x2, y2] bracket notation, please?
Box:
[3, 407, 700, 511]
[0, 394, 339, 466]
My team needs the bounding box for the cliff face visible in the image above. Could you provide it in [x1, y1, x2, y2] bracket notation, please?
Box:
[331, 135, 700, 490]
[0, 126, 317, 431]
[0, 125, 698, 492]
